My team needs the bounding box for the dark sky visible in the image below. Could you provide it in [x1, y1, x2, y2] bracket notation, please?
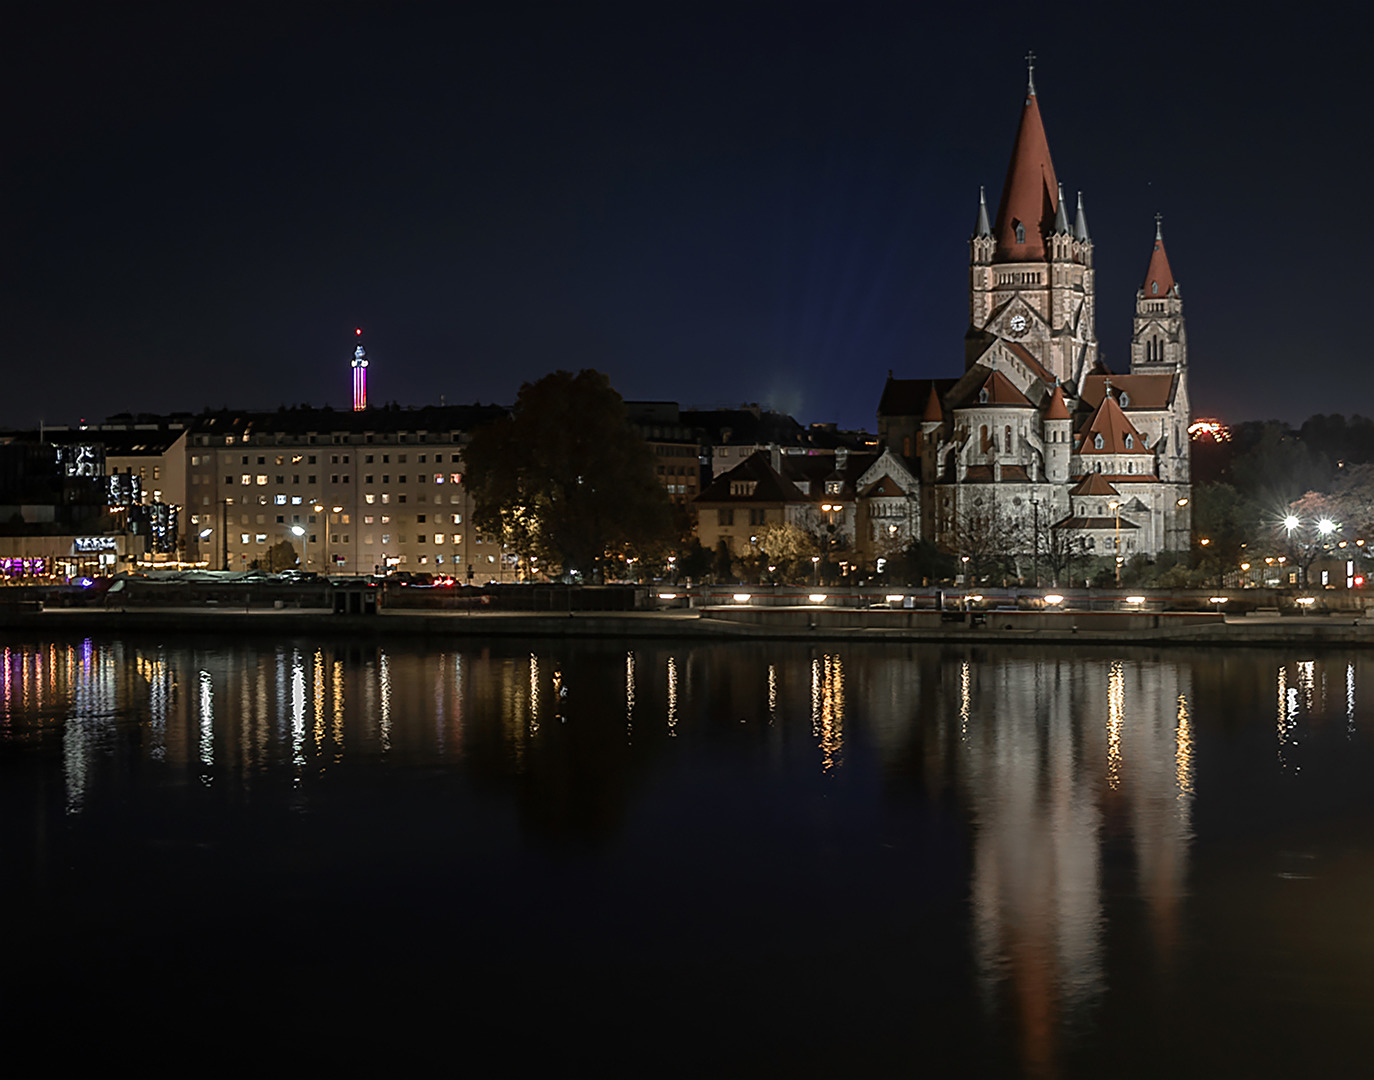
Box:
[3, 2, 1365, 432]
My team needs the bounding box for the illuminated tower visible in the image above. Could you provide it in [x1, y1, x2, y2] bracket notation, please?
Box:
[351, 328, 368, 411]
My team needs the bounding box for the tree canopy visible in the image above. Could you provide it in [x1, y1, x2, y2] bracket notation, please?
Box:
[463, 370, 673, 580]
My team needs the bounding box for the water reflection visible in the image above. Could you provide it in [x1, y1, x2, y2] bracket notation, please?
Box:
[4, 638, 1374, 1075]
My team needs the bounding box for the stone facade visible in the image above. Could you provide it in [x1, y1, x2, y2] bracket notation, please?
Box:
[878, 73, 1191, 570]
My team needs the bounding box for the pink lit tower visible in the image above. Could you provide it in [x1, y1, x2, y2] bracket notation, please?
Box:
[351, 328, 368, 411]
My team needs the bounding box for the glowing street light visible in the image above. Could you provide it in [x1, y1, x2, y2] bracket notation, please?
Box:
[290, 524, 308, 570]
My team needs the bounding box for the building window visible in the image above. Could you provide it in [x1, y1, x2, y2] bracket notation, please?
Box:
[720, 508, 734, 526]
[1124, 434, 1133, 449]
[1093, 434, 1104, 450]
[1015, 222, 1025, 244]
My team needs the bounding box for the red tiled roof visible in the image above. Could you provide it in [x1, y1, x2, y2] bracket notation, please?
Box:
[977, 370, 1034, 407]
[1078, 394, 1146, 454]
[1054, 516, 1140, 531]
[922, 385, 943, 422]
[1080, 374, 1174, 410]
[1004, 341, 1055, 385]
[878, 377, 959, 417]
[1000, 464, 1030, 481]
[963, 465, 994, 482]
[1044, 384, 1070, 420]
[1069, 473, 1121, 496]
[993, 91, 1059, 262]
[863, 475, 908, 498]
[1143, 232, 1176, 296]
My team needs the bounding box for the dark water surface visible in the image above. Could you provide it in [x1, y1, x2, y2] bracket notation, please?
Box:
[4, 634, 1374, 1075]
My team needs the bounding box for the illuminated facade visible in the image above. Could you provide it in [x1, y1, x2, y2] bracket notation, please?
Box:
[181, 404, 513, 576]
[878, 66, 1192, 564]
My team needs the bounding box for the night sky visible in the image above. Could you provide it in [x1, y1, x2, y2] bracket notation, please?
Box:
[3, 2, 1365, 432]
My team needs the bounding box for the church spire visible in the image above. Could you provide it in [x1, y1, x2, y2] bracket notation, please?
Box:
[1026, 50, 1036, 96]
[1143, 214, 1176, 297]
[992, 70, 1059, 262]
[1053, 183, 1071, 235]
[975, 186, 991, 237]
[1074, 191, 1090, 242]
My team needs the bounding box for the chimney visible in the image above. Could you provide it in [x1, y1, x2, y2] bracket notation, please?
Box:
[836, 447, 848, 470]
[769, 444, 781, 473]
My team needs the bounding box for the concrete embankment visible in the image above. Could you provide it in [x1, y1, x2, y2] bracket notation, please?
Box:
[2, 604, 1373, 647]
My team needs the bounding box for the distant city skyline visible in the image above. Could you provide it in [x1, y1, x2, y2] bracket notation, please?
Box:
[3, 2, 1365, 431]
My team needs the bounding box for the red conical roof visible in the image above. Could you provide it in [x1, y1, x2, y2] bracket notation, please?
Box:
[1143, 223, 1176, 297]
[1044, 384, 1070, 420]
[992, 91, 1060, 262]
[922, 385, 943, 423]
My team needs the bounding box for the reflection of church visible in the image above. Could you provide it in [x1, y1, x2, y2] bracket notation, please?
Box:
[951, 655, 1194, 1074]
[878, 62, 1192, 560]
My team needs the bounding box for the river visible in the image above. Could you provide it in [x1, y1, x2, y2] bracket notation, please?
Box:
[3, 634, 1373, 1076]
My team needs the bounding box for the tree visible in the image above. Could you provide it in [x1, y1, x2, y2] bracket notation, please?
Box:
[264, 540, 299, 572]
[463, 370, 673, 581]
[1192, 482, 1255, 588]
[1039, 519, 1087, 587]
[944, 502, 1026, 584]
[754, 521, 819, 582]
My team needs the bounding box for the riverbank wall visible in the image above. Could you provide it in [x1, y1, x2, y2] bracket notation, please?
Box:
[3, 604, 1373, 647]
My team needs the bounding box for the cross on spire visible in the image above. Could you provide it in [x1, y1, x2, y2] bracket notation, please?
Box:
[1154, 211, 1163, 241]
[1025, 51, 1036, 95]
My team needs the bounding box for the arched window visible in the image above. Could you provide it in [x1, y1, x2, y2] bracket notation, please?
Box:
[979, 387, 989, 404]
[1015, 222, 1026, 244]
[1124, 434, 1133, 449]
[1152, 281, 1159, 295]
[1093, 433, 1104, 450]
[1120, 392, 1130, 407]
[1004, 426, 1012, 452]
[980, 424, 989, 451]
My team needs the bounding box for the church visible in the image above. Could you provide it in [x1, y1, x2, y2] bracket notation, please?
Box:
[878, 63, 1192, 568]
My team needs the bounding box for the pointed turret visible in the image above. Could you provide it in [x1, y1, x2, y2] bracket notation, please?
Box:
[975, 186, 991, 238]
[1074, 191, 1090, 242]
[1044, 384, 1070, 420]
[1143, 215, 1176, 297]
[992, 81, 1060, 262]
[922, 385, 943, 424]
[1053, 183, 1071, 235]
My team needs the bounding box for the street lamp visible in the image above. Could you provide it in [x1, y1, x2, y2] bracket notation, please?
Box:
[291, 524, 307, 570]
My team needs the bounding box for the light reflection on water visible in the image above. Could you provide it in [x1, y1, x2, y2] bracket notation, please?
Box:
[4, 638, 1374, 1075]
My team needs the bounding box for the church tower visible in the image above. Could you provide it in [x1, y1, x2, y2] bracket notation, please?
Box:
[1130, 217, 1187, 373]
[967, 56, 1097, 388]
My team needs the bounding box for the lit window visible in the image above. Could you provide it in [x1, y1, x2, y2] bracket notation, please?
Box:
[240, 533, 250, 544]
[365, 494, 375, 504]
[291, 496, 301, 505]
[256, 475, 267, 486]
[434, 473, 445, 484]
[450, 473, 461, 484]
[452, 514, 462, 525]
[381, 516, 391, 524]
[381, 494, 390, 504]
[365, 516, 374, 524]
[435, 534, 444, 545]
[241, 474, 251, 485]
[255, 533, 267, 544]
[275, 494, 287, 505]
[381, 534, 390, 544]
